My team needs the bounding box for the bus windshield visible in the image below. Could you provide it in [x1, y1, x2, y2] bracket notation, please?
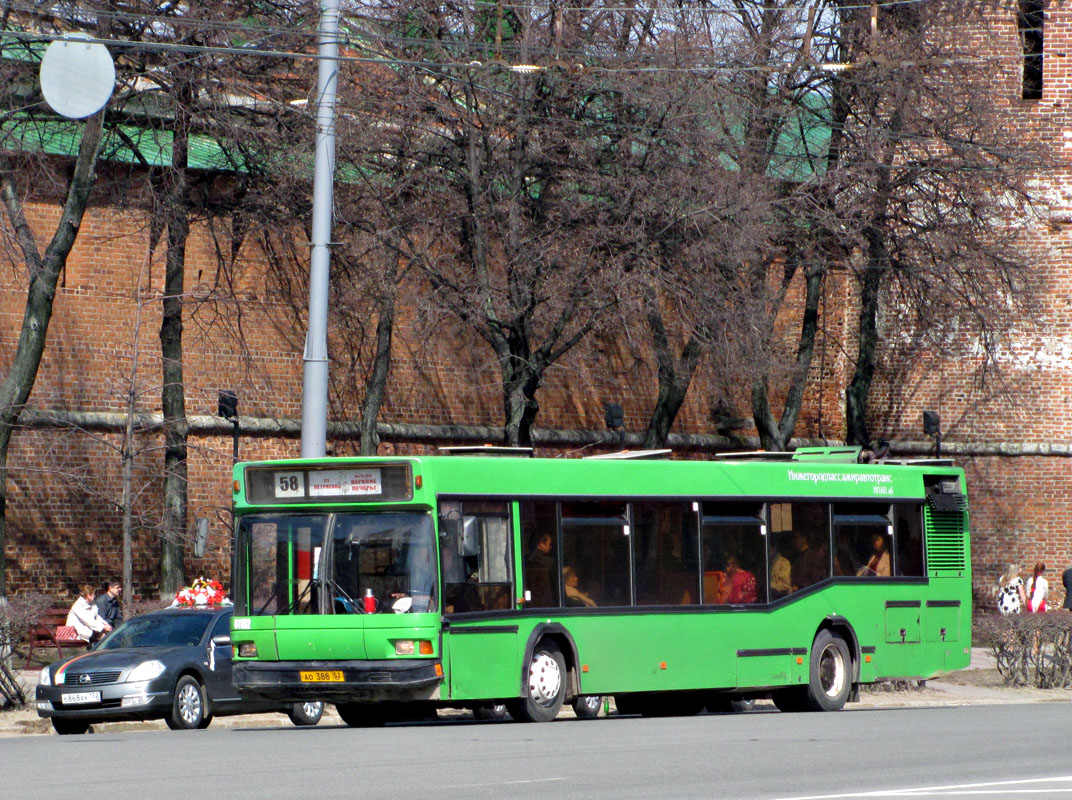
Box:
[331, 512, 437, 614]
[238, 511, 436, 616]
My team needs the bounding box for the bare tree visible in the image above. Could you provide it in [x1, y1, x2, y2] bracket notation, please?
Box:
[0, 112, 104, 598]
[812, 2, 1045, 445]
[340, 1, 633, 447]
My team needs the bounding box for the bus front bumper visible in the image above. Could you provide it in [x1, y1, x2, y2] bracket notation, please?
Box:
[232, 660, 442, 703]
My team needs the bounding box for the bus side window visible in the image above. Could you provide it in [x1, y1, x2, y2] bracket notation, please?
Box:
[701, 502, 764, 605]
[560, 502, 630, 607]
[777, 502, 830, 594]
[520, 501, 560, 608]
[441, 502, 514, 613]
[895, 504, 925, 576]
[634, 502, 698, 605]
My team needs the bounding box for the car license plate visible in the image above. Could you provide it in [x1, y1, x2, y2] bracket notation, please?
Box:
[62, 691, 101, 704]
[299, 670, 343, 683]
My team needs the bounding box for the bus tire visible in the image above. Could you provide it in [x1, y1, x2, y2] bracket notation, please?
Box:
[571, 695, 604, 719]
[336, 702, 389, 727]
[507, 642, 566, 722]
[805, 629, 852, 711]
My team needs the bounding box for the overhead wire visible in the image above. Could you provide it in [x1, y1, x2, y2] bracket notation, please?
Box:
[0, 0, 1046, 173]
[0, 0, 1024, 75]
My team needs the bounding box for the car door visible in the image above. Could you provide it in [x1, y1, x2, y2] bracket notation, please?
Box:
[203, 611, 242, 707]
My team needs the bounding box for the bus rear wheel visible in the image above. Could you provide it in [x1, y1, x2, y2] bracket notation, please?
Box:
[507, 642, 566, 722]
[805, 629, 852, 711]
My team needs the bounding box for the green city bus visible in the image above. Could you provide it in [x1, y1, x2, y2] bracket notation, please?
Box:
[229, 446, 970, 724]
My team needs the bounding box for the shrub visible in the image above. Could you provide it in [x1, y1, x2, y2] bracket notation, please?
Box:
[0, 593, 57, 645]
[975, 612, 1072, 688]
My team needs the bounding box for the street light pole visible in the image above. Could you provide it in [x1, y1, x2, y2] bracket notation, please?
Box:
[301, 0, 341, 459]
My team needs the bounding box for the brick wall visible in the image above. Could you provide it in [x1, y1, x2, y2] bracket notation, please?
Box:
[4, 5, 1072, 609]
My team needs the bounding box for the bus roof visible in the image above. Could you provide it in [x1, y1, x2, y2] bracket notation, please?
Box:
[234, 451, 963, 509]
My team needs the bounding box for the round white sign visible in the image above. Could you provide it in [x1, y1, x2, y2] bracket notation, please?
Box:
[39, 32, 116, 119]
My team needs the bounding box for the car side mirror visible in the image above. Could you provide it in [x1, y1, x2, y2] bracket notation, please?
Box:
[211, 634, 232, 647]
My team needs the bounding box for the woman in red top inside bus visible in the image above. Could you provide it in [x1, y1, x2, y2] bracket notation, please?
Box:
[720, 554, 757, 604]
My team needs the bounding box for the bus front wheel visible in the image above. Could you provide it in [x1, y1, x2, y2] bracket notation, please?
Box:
[507, 643, 566, 722]
[805, 629, 852, 711]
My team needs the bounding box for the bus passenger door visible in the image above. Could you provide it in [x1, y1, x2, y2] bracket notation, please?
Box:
[438, 502, 519, 700]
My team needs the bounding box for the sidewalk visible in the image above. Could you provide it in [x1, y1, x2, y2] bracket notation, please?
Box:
[2, 648, 1068, 736]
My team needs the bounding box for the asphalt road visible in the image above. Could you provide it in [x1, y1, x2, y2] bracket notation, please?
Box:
[2, 704, 1069, 799]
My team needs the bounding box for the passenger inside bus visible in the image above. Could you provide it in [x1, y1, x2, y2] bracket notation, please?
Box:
[525, 531, 558, 607]
[719, 554, 757, 604]
[563, 566, 598, 607]
[857, 533, 891, 577]
[769, 541, 793, 599]
[791, 530, 826, 591]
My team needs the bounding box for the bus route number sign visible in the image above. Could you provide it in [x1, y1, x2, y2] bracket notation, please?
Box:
[275, 471, 305, 499]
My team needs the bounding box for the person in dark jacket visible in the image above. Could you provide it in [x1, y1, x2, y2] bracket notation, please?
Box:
[93, 579, 123, 628]
[1062, 566, 1072, 611]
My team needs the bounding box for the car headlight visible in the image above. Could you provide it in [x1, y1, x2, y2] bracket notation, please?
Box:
[127, 660, 166, 682]
[39, 666, 51, 686]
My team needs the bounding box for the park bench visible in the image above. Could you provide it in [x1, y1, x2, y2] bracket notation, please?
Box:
[23, 607, 88, 668]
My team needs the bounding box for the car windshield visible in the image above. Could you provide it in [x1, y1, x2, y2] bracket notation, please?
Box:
[98, 613, 214, 649]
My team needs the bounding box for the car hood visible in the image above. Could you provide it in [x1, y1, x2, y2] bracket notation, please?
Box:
[51, 645, 190, 675]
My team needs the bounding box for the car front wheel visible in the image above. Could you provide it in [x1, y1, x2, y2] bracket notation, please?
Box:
[167, 675, 211, 730]
[288, 701, 325, 726]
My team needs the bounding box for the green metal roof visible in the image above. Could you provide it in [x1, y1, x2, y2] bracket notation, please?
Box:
[1, 115, 251, 171]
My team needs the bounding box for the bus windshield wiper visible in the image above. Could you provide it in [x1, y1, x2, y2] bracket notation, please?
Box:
[283, 579, 315, 615]
[255, 583, 279, 616]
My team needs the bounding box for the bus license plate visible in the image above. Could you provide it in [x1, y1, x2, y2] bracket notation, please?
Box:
[299, 670, 344, 683]
[62, 691, 101, 704]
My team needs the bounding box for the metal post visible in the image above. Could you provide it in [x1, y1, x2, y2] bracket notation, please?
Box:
[301, 0, 341, 459]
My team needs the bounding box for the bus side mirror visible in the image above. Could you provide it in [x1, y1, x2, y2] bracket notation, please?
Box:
[460, 517, 481, 557]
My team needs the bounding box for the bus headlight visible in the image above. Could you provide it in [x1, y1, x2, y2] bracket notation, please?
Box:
[394, 640, 433, 656]
[238, 642, 258, 658]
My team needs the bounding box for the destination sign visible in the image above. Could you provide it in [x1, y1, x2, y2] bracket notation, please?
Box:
[307, 468, 382, 497]
[243, 462, 413, 505]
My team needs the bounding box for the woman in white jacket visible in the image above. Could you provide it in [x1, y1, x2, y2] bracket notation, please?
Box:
[66, 584, 113, 641]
